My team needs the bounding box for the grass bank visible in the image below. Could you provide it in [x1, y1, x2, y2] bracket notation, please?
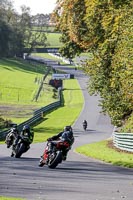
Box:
[76, 139, 133, 168]
[0, 57, 84, 142]
[33, 78, 84, 142]
[0, 58, 57, 124]
[46, 32, 62, 47]
[0, 197, 24, 200]
[31, 53, 69, 66]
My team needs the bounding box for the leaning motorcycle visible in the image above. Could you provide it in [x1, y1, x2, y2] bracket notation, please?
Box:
[83, 123, 87, 131]
[11, 135, 30, 158]
[39, 140, 70, 169]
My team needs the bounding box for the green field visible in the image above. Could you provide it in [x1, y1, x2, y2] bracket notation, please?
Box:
[0, 58, 57, 124]
[32, 52, 62, 61]
[31, 30, 62, 48]
[46, 32, 62, 47]
[0, 197, 24, 200]
[0, 57, 84, 134]
[33, 78, 83, 142]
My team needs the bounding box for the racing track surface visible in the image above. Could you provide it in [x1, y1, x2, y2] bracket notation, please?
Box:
[0, 64, 133, 200]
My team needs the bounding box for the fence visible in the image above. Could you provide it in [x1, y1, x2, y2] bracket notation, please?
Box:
[113, 132, 133, 152]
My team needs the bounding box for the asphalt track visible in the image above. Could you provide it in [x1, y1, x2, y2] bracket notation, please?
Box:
[0, 64, 133, 200]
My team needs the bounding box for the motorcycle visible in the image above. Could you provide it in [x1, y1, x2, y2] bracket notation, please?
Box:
[39, 140, 70, 169]
[83, 123, 87, 131]
[8, 134, 30, 158]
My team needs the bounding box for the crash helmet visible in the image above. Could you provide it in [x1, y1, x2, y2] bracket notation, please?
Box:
[22, 124, 30, 133]
[64, 125, 72, 132]
[83, 120, 87, 123]
[12, 127, 17, 132]
[11, 124, 18, 133]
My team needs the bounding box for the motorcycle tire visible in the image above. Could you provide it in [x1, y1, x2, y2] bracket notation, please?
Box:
[48, 151, 62, 169]
[15, 143, 26, 158]
[83, 125, 87, 131]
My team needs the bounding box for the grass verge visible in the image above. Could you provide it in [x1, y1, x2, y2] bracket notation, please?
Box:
[33, 79, 84, 142]
[31, 53, 69, 66]
[46, 32, 62, 47]
[0, 197, 24, 200]
[76, 139, 133, 168]
[0, 58, 57, 124]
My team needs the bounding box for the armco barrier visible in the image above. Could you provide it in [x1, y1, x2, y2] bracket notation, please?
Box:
[0, 97, 61, 140]
[0, 52, 62, 140]
[0, 56, 63, 140]
[113, 132, 133, 152]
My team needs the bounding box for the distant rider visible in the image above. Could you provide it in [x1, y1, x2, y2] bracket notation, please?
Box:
[83, 120, 87, 130]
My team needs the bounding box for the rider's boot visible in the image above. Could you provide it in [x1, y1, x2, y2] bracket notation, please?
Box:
[38, 156, 45, 167]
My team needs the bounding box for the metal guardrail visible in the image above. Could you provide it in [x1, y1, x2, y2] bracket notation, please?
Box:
[0, 97, 61, 140]
[24, 48, 59, 53]
[0, 54, 63, 140]
[113, 132, 133, 152]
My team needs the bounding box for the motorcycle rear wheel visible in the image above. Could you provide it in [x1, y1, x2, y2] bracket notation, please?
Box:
[48, 151, 62, 169]
[15, 143, 26, 158]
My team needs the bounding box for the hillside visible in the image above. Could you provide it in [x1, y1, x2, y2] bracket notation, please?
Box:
[0, 58, 56, 126]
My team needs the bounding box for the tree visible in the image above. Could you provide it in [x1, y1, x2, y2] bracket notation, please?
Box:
[0, 20, 11, 56]
[0, 0, 25, 57]
[0, 2, 48, 57]
[84, 0, 133, 125]
[18, 6, 47, 56]
[53, 0, 133, 125]
[52, 0, 88, 58]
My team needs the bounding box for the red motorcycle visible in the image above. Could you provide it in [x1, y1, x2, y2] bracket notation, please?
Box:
[39, 140, 70, 169]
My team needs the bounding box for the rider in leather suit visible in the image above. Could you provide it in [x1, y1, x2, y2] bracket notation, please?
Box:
[47, 125, 74, 160]
[13, 125, 34, 148]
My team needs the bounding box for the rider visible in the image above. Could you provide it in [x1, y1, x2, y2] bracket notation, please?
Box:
[21, 125, 34, 144]
[5, 124, 19, 148]
[13, 124, 34, 149]
[47, 125, 74, 160]
[83, 120, 87, 128]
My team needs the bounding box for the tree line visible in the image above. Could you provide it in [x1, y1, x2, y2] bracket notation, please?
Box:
[0, 0, 52, 57]
[53, 0, 133, 126]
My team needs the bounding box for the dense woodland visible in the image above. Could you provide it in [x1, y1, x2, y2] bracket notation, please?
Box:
[53, 0, 133, 127]
[0, 0, 51, 57]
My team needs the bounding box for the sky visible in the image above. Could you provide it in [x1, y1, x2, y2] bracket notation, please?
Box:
[13, 0, 57, 15]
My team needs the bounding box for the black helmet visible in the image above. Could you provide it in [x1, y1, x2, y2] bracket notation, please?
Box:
[11, 124, 18, 132]
[22, 125, 30, 132]
[13, 124, 17, 128]
[64, 126, 72, 132]
[12, 127, 17, 132]
[83, 120, 87, 123]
